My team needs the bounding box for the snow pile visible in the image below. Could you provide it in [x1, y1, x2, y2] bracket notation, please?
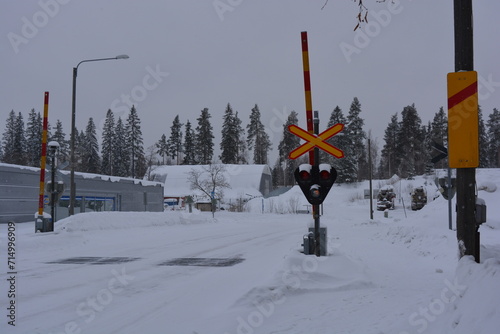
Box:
[55, 210, 213, 233]
[438, 256, 500, 334]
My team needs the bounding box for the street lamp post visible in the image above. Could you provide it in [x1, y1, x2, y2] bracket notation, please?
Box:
[69, 55, 129, 216]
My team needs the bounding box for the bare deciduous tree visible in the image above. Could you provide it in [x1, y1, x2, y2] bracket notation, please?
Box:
[187, 163, 231, 215]
[322, 0, 387, 31]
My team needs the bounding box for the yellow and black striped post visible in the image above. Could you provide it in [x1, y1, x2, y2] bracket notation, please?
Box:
[301, 31, 315, 165]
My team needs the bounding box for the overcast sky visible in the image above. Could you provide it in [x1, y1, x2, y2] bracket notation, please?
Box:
[2, 0, 499, 164]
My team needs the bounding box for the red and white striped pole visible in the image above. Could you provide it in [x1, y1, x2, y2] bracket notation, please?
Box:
[301, 31, 315, 165]
[37, 92, 49, 217]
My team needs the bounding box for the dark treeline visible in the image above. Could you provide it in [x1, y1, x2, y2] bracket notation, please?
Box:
[2, 99, 499, 188]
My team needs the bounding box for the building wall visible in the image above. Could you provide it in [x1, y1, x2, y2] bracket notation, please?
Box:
[0, 164, 164, 224]
[0, 164, 39, 224]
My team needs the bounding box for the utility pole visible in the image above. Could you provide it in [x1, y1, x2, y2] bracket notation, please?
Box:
[453, 0, 479, 262]
[313, 111, 321, 256]
[368, 138, 373, 220]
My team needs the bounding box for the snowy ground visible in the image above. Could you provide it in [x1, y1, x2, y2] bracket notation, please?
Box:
[1, 170, 499, 334]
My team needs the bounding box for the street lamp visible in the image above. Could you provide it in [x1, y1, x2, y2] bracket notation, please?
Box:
[69, 55, 129, 216]
[48, 141, 59, 225]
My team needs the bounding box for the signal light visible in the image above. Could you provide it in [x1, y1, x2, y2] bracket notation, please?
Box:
[299, 170, 311, 181]
[294, 164, 337, 205]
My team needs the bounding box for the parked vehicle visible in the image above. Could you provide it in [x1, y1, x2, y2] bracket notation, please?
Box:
[411, 186, 427, 211]
[377, 185, 396, 211]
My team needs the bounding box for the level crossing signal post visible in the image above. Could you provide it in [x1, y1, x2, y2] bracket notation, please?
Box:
[289, 110, 342, 256]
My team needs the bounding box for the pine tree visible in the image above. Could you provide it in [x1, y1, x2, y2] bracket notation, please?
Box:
[345, 97, 366, 181]
[278, 111, 300, 186]
[247, 104, 272, 165]
[81, 117, 100, 173]
[379, 113, 400, 179]
[156, 134, 168, 165]
[486, 108, 500, 168]
[101, 109, 115, 175]
[195, 108, 214, 164]
[126, 106, 146, 178]
[25, 109, 42, 167]
[167, 115, 183, 164]
[114, 117, 129, 177]
[183, 120, 196, 165]
[52, 119, 69, 166]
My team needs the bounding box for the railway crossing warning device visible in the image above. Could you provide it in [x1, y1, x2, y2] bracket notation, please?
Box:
[288, 124, 344, 160]
[294, 164, 337, 205]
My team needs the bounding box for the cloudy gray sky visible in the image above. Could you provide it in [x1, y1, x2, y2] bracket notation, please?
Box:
[2, 0, 499, 163]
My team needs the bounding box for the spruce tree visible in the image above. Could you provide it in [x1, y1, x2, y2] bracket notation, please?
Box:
[486, 108, 500, 168]
[271, 158, 284, 188]
[52, 120, 69, 166]
[76, 129, 86, 171]
[101, 109, 115, 175]
[478, 106, 489, 168]
[397, 104, 425, 178]
[247, 104, 272, 165]
[345, 97, 366, 181]
[25, 109, 42, 167]
[82, 117, 100, 173]
[156, 134, 168, 165]
[2, 110, 18, 164]
[126, 106, 146, 178]
[220, 103, 237, 164]
[12, 112, 27, 165]
[167, 115, 183, 164]
[326, 106, 352, 182]
[234, 111, 247, 164]
[114, 117, 129, 177]
[183, 120, 196, 165]
[379, 113, 400, 179]
[220, 103, 246, 164]
[429, 107, 448, 169]
[195, 108, 214, 164]
[277, 110, 300, 186]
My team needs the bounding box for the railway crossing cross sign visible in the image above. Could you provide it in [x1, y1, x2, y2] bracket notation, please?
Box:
[288, 123, 344, 160]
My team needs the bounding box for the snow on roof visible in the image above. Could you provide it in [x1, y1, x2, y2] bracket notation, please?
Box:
[0, 162, 162, 187]
[150, 164, 271, 199]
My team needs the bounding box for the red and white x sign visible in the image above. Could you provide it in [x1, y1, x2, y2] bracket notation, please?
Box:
[288, 123, 344, 160]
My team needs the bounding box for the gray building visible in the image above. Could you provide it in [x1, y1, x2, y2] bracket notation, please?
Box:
[0, 163, 164, 224]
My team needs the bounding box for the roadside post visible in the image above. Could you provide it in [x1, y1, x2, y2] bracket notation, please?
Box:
[35, 92, 53, 233]
[449, 1, 480, 262]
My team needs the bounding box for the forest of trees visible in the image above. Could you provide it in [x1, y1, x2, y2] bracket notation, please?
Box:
[2, 99, 499, 189]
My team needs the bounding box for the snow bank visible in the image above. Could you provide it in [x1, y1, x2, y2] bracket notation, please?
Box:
[55, 210, 213, 233]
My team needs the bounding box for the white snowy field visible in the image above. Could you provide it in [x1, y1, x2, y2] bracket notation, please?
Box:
[1, 170, 500, 334]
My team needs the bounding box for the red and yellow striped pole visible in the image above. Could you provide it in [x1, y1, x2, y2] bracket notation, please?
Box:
[301, 31, 315, 165]
[38, 92, 49, 216]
